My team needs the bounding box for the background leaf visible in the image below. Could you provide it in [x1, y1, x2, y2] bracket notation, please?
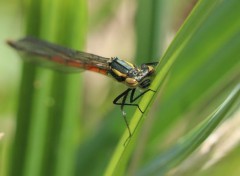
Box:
[1, 0, 239, 176]
[139, 84, 240, 176]
[7, 1, 87, 176]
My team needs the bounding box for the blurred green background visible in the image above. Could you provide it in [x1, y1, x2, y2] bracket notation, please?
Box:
[0, 0, 239, 176]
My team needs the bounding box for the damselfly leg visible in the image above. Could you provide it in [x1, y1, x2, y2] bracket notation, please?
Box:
[113, 88, 155, 144]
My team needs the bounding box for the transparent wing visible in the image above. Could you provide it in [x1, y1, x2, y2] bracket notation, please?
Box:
[7, 37, 111, 74]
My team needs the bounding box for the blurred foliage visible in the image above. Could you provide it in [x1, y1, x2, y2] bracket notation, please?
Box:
[89, 0, 122, 31]
[2, 0, 87, 176]
[0, 0, 240, 176]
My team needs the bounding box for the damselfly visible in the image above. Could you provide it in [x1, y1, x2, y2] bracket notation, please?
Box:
[7, 37, 158, 139]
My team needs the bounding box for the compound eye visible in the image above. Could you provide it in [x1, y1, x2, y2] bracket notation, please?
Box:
[125, 78, 138, 87]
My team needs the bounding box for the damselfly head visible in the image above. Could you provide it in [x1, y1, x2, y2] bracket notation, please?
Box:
[134, 63, 157, 89]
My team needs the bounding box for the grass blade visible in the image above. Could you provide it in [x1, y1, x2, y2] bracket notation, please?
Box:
[8, 1, 87, 176]
[138, 84, 240, 176]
